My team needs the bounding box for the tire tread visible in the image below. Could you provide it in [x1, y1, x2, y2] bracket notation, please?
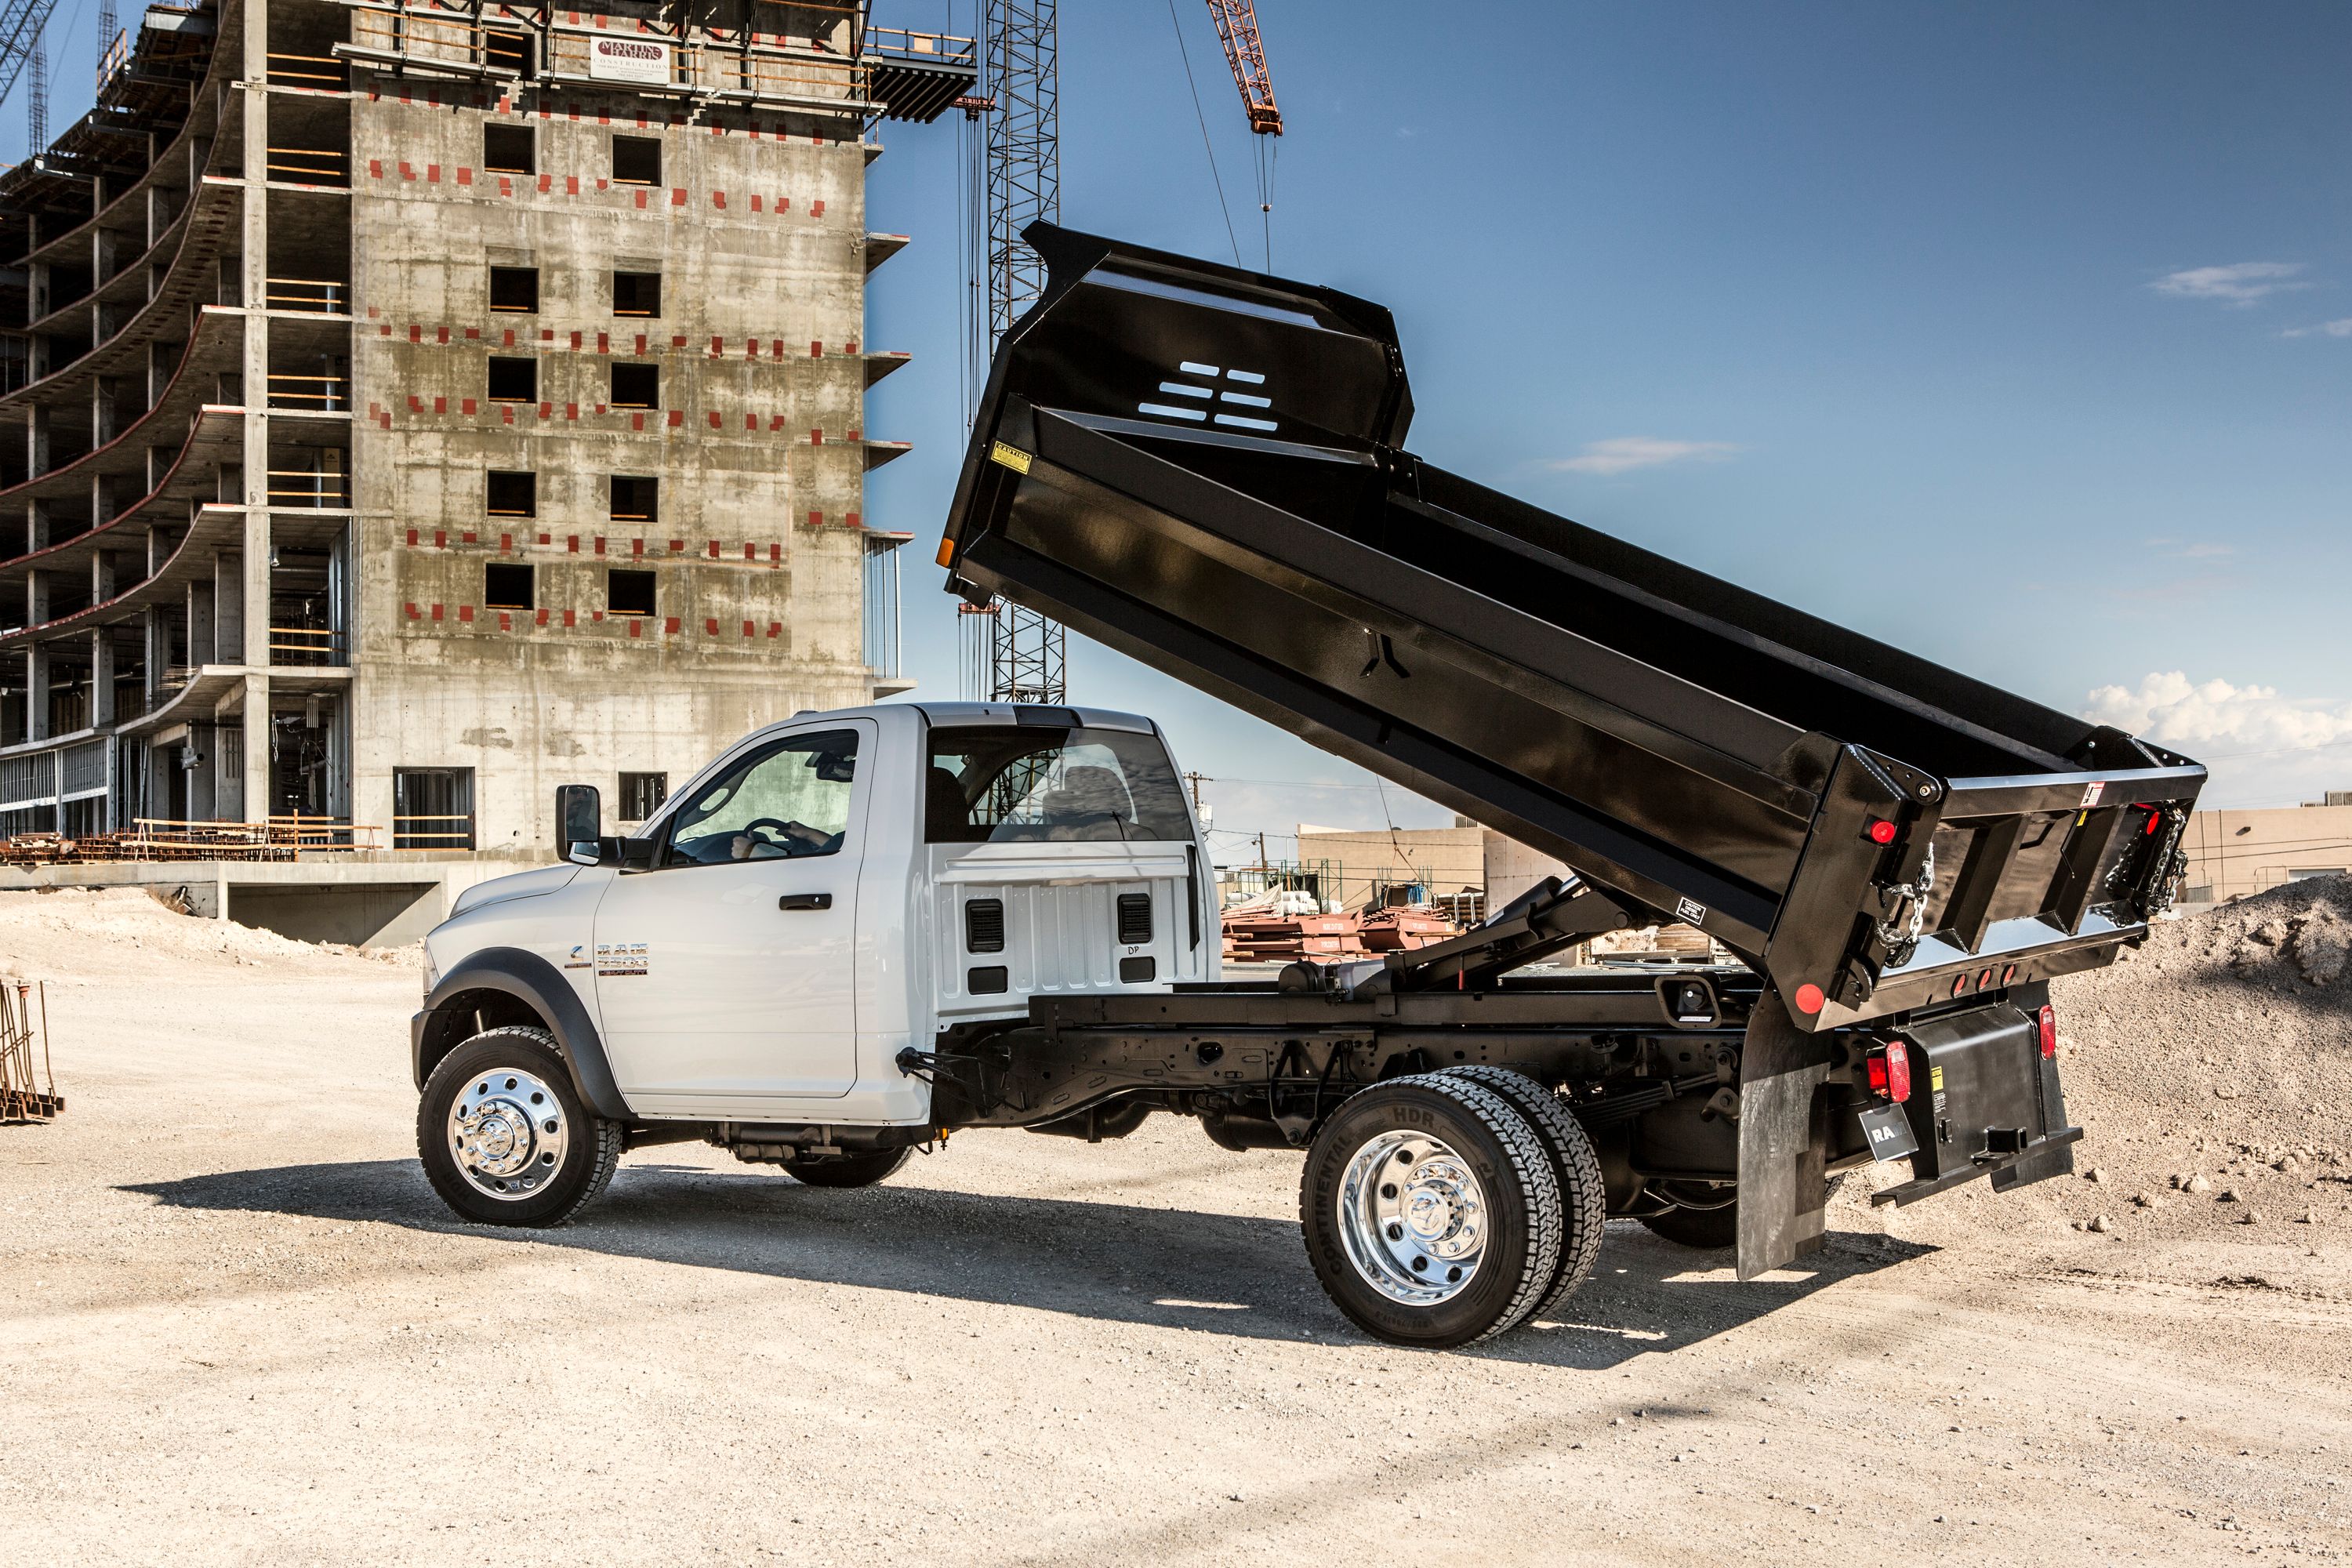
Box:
[1440, 1065, 1607, 1323]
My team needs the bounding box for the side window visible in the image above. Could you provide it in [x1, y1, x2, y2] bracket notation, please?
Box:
[661, 730, 859, 867]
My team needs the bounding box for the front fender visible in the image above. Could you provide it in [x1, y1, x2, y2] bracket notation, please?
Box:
[411, 947, 631, 1120]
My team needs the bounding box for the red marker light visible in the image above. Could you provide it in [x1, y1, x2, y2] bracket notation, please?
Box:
[2143, 808, 2164, 837]
[1951, 975, 1967, 997]
[1866, 818, 1897, 845]
[2037, 1004, 2058, 1059]
[1793, 982, 1825, 1014]
[2001, 964, 2017, 986]
[1867, 1040, 1912, 1103]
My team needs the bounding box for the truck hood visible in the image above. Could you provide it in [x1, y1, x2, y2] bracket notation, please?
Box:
[449, 863, 580, 919]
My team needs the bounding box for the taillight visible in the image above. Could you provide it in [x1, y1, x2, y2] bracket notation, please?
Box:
[2037, 1004, 2057, 1059]
[1866, 1040, 1911, 1103]
[1866, 818, 1897, 845]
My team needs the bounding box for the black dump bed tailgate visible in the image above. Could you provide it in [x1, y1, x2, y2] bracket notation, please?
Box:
[940, 225, 2205, 1029]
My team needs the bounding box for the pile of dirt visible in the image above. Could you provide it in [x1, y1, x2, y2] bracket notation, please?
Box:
[0, 887, 419, 986]
[1850, 874, 2352, 1244]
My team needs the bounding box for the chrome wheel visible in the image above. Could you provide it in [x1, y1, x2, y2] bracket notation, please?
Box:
[448, 1066, 569, 1201]
[1336, 1129, 1487, 1306]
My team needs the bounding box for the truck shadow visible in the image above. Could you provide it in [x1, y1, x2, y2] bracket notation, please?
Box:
[123, 1157, 1934, 1370]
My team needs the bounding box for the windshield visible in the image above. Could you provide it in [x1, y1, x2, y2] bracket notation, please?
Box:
[925, 725, 1192, 844]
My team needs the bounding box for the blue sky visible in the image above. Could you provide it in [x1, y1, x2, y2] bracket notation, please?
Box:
[858, 1, 2352, 859]
[25, 3, 2347, 857]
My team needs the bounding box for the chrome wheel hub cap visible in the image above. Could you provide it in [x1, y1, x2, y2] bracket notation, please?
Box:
[449, 1068, 568, 1201]
[1337, 1130, 1487, 1306]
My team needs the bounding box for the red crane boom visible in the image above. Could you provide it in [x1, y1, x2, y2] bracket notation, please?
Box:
[1203, 0, 1282, 136]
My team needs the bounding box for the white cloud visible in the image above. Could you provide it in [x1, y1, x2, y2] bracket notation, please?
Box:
[2082, 672, 2352, 805]
[1547, 437, 1743, 477]
[2148, 261, 2307, 306]
[2282, 317, 2352, 339]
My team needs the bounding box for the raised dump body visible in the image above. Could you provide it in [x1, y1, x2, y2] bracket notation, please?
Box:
[940, 224, 2206, 1031]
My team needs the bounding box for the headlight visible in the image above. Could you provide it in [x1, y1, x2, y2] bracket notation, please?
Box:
[422, 950, 441, 999]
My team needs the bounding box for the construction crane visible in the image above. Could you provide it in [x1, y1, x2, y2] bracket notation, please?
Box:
[961, 0, 1283, 702]
[963, 0, 1067, 704]
[1204, 0, 1281, 136]
[0, 0, 58, 144]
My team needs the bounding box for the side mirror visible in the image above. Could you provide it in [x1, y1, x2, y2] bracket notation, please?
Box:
[556, 783, 601, 853]
[568, 835, 638, 869]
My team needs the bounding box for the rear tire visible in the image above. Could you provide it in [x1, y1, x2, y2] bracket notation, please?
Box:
[1639, 1200, 1738, 1250]
[783, 1147, 912, 1189]
[417, 1026, 622, 1227]
[1300, 1074, 1561, 1348]
[1439, 1066, 1606, 1323]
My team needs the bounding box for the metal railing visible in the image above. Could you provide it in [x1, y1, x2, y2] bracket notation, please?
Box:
[265, 146, 352, 187]
[267, 468, 352, 507]
[864, 27, 975, 65]
[267, 373, 351, 412]
[267, 50, 352, 89]
[392, 814, 476, 851]
[265, 277, 350, 314]
[269, 626, 347, 665]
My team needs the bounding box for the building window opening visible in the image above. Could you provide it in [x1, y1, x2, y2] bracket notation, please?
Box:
[609, 361, 659, 409]
[610, 475, 659, 524]
[483, 31, 533, 80]
[608, 568, 656, 617]
[394, 767, 476, 851]
[487, 357, 537, 402]
[612, 135, 662, 186]
[486, 470, 536, 517]
[612, 270, 662, 318]
[483, 122, 535, 173]
[619, 771, 669, 822]
[484, 562, 535, 611]
[488, 266, 539, 313]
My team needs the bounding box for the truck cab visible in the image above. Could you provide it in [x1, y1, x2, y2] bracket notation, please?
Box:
[412, 701, 1214, 1137]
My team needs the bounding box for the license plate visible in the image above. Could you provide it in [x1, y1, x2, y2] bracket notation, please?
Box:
[1858, 1103, 1919, 1162]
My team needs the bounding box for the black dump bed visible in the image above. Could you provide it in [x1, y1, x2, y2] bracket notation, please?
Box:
[940, 225, 2205, 1029]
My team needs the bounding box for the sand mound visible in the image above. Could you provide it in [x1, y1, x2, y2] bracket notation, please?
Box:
[0, 887, 420, 987]
[1847, 875, 2352, 1243]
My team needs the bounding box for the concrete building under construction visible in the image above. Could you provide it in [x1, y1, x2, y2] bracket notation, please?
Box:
[0, 0, 970, 855]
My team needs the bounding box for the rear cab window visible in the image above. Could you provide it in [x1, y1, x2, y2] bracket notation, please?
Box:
[925, 725, 1191, 844]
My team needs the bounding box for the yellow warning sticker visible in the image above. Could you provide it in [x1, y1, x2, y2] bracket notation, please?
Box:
[1929, 1065, 1946, 1092]
[989, 441, 1033, 474]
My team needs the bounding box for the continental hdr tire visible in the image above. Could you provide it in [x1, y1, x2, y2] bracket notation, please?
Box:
[782, 1148, 913, 1188]
[1439, 1066, 1607, 1323]
[417, 1026, 622, 1227]
[1639, 1200, 1739, 1250]
[1299, 1075, 1563, 1349]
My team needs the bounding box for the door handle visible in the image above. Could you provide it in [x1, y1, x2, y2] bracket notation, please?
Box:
[778, 892, 833, 911]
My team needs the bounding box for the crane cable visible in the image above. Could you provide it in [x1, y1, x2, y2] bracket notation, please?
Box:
[1163, 0, 1242, 267]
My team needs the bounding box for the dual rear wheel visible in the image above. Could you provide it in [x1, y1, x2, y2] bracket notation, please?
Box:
[1299, 1069, 1606, 1348]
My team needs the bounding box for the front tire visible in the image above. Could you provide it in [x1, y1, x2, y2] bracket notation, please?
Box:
[1300, 1074, 1562, 1348]
[417, 1026, 621, 1227]
[783, 1147, 911, 1188]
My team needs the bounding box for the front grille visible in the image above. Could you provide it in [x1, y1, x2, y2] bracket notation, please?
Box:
[965, 898, 1004, 953]
[1116, 891, 1152, 946]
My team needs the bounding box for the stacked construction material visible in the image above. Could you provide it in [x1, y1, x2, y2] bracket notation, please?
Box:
[1223, 909, 1367, 963]
[1359, 907, 1457, 952]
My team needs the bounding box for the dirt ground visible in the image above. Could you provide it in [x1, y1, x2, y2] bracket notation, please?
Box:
[2, 885, 2349, 1566]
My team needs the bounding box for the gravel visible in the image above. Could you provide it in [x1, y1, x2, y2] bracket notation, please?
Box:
[2, 886, 2349, 1564]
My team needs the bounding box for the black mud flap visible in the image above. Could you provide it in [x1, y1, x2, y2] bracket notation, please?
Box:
[1735, 992, 1834, 1280]
[1870, 991, 2082, 1208]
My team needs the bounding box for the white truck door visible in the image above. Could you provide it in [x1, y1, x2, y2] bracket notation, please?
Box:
[591, 721, 873, 1109]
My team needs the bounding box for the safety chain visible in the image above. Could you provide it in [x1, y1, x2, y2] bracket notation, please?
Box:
[1873, 840, 1936, 957]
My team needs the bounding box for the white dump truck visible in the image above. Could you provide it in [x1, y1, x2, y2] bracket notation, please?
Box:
[408, 228, 2202, 1348]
